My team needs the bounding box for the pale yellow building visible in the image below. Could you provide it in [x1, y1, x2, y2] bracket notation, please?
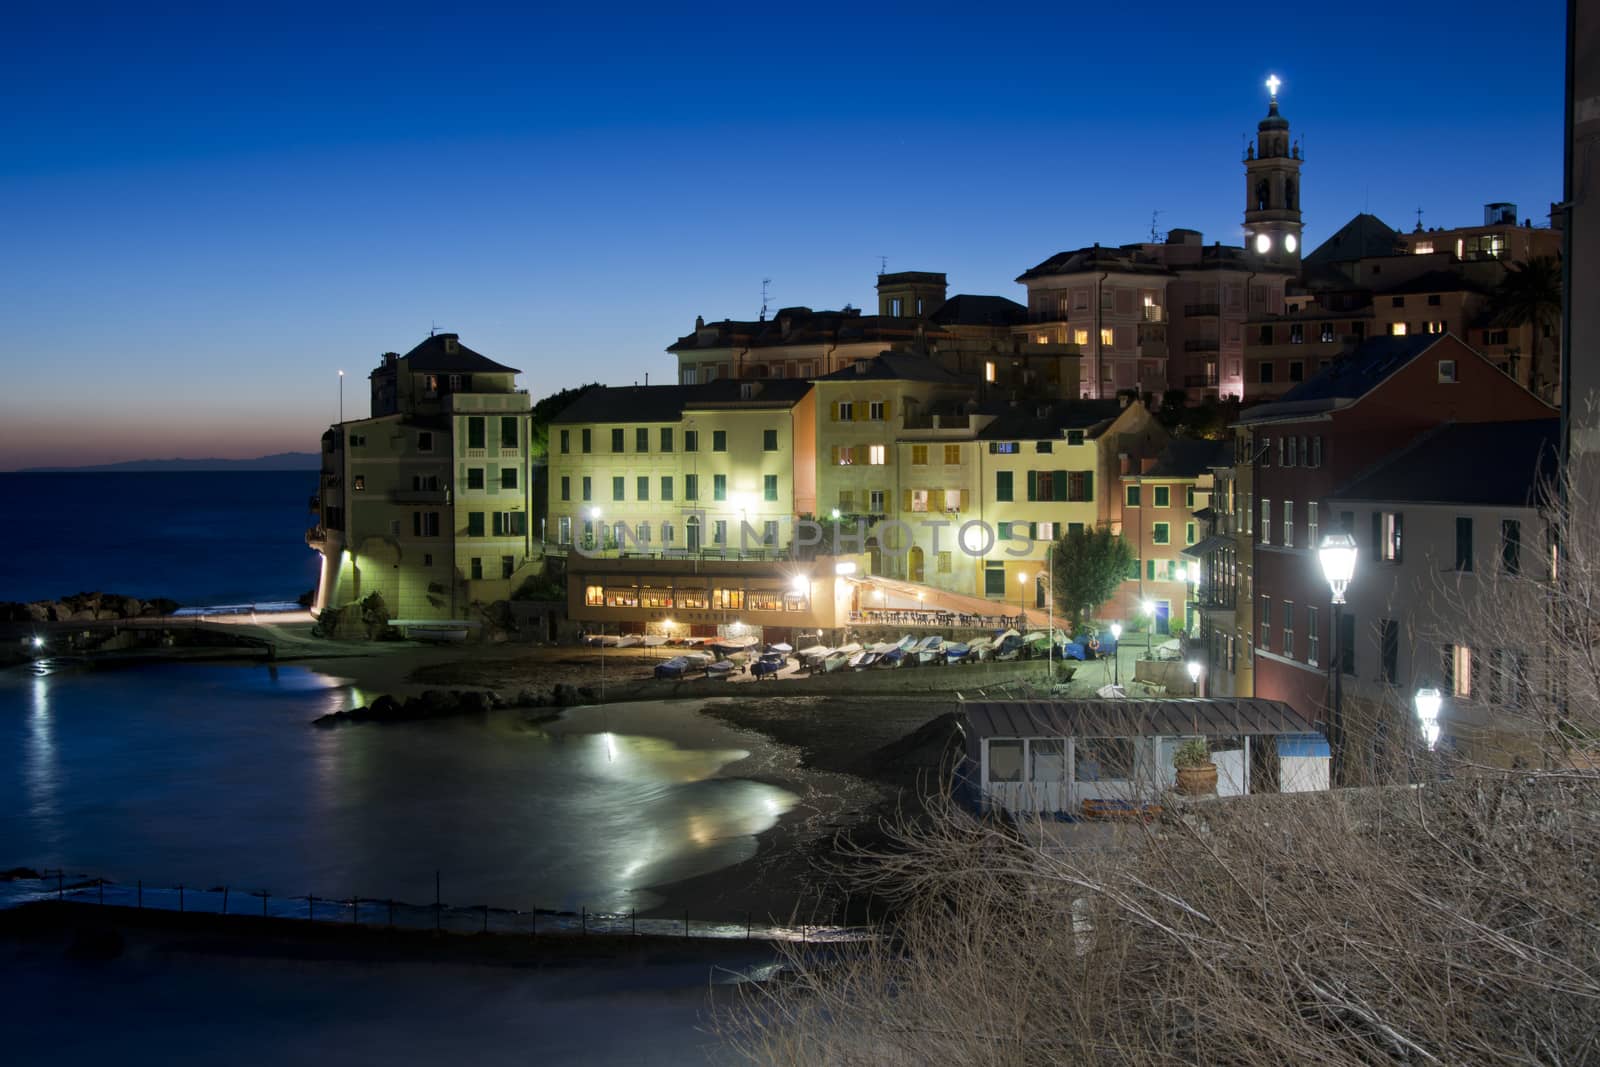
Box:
[546, 379, 815, 558]
[310, 334, 537, 620]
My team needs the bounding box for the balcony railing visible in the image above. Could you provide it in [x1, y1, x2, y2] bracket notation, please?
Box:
[1184, 339, 1221, 352]
[1142, 306, 1166, 322]
[390, 489, 449, 504]
[1183, 374, 1220, 388]
[1184, 303, 1221, 317]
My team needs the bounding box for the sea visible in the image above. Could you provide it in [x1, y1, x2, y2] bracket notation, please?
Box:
[0, 471, 321, 609]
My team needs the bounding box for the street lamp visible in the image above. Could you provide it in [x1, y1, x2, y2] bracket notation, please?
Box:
[1414, 686, 1442, 752]
[338, 369, 345, 424]
[1318, 532, 1359, 782]
[1187, 660, 1204, 698]
[587, 506, 602, 550]
[1018, 572, 1029, 627]
[1141, 599, 1156, 656]
[1109, 622, 1122, 686]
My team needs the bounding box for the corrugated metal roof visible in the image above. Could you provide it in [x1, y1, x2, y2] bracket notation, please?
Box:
[962, 698, 1315, 739]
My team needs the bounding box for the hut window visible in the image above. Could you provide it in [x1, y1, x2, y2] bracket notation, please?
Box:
[1074, 738, 1134, 781]
[1030, 740, 1066, 782]
[988, 740, 1024, 782]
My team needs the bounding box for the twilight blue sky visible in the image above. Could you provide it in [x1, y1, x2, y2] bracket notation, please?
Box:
[0, 2, 1566, 467]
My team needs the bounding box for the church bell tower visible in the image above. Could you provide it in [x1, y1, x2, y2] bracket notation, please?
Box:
[1244, 75, 1303, 269]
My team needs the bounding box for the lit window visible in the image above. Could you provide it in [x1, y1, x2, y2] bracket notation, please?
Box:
[868, 444, 887, 465]
[1390, 322, 1408, 336]
[1073, 328, 1089, 346]
[911, 489, 929, 513]
[1100, 327, 1114, 347]
[984, 361, 996, 383]
[869, 490, 885, 513]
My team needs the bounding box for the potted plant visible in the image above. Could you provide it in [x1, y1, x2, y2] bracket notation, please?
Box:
[1172, 738, 1217, 796]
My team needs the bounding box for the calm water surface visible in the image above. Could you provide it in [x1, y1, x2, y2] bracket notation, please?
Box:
[0, 663, 794, 913]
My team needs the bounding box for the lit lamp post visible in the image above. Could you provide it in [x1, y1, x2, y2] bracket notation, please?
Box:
[1141, 599, 1155, 656]
[587, 506, 602, 551]
[1414, 686, 1442, 753]
[1187, 660, 1204, 698]
[1109, 622, 1122, 687]
[1018, 572, 1029, 627]
[1318, 532, 1359, 783]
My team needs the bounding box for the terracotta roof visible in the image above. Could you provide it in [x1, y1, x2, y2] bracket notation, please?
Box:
[812, 351, 972, 384]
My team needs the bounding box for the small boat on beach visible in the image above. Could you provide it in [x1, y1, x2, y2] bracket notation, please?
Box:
[680, 650, 714, 667]
[706, 659, 738, 679]
[823, 643, 861, 672]
[943, 641, 971, 664]
[655, 656, 690, 680]
[617, 635, 644, 648]
[641, 634, 668, 647]
[796, 644, 831, 669]
[752, 653, 786, 678]
[876, 647, 906, 668]
[914, 635, 944, 665]
[965, 637, 993, 661]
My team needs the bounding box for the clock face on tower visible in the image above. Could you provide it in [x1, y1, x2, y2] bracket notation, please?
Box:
[1284, 234, 1298, 253]
[1254, 233, 1272, 254]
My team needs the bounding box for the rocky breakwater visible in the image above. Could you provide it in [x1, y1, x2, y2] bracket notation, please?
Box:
[310, 683, 601, 728]
[1, 591, 179, 623]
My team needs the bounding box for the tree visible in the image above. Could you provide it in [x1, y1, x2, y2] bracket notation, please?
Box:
[1491, 256, 1561, 401]
[1050, 525, 1134, 630]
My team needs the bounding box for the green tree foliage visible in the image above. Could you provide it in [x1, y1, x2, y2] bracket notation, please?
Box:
[1050, 525, 1134, 628]
[1491, 256, 1562, 400]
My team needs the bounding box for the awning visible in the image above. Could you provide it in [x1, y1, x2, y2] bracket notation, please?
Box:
[1182, 534, 1232, 558]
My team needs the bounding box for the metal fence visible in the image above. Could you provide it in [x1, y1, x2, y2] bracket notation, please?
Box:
[0, 869, 870, 944]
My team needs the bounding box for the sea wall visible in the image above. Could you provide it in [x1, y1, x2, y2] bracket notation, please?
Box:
[619, 659, 1053, 702]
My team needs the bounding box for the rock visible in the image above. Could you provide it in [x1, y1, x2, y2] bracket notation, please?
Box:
[456, 691, 491, 714]
[551, 683, 581, 707]
[369, 694, 402, 719]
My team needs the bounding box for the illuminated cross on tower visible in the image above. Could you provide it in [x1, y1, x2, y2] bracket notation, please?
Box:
[1265, 74, 1282, 100]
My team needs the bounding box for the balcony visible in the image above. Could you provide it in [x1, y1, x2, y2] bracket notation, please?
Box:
[1183, 374, 1220, 389]
[1184, 303, 1221, 317]
[390, 489, 449, 504]
[1142, 305, 1166, 322]
[1184, 339, 1221, 352]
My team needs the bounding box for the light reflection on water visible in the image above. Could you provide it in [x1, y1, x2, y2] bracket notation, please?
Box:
[0, 664, 795, 913]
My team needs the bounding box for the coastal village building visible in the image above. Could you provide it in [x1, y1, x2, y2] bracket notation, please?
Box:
[1227, 334, 1553, 770]
[1187, 436, 1255, 697]
[1325, 418, 1559, 766]
[1119, 438, 1228, 637]
[544, 379, 815, 557]
[309, 334, 536, 621]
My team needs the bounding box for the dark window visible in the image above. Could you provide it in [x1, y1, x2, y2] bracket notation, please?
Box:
[996, 471, 1013, 502]
[1427, 293, 1441, 306]
[684, 474, 698, 501]
[763, 429, 778, 451]
[684, 429, 699, 452]
[1455, 517, 1473, 572]
[1259, 362, 1275, 384]
[418, 431, 434, 452]
[661, 476, 673, 501]
[1289, 324, 1304, 344]
[500, 417, 518, 449]
[501, 468, 517, 490]
[1320, 322, 1335, 343]
[636, 427, 649, 453]
[612, 476, 624, 501]
[581, 428, 591, 454]
[470, 558, 483, 580]
[984, 563, 1007, 597]
[560, 476, 570, 501]
[1380, 619, 1400, 684]
[1288, 361, 1304, 382]
[559, 429, 570, 454]
[611, 428, 624, 453]
[1502, 519, 1521, 575]
[467, 468, 485, 490]
[581, 476, 591, 501]
[660, 427, 674, 452]
[502, 555, 515, 579]
[467, 417, 486, 450]
[1391, 296, 1405, 308]
[1067, 430, 1085, 446]
[713, 474, 727, 501]
[637, 476, 649, 501]
[764, 474, 778, 501]
[713, 430, 728, 452]
[1258, 325, 1272, 344]
[467, 512, 485, 537]
[1126, 485, 1141, 507]
[1037, 441, 1053, 454]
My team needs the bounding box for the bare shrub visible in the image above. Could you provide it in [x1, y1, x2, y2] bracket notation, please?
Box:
[721, 474, 1600, 1064]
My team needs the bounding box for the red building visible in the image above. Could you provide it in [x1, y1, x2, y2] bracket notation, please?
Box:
[1235, 333, 1553, 737]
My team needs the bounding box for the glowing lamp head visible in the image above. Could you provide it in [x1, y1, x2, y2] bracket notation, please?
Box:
[1284, 234, 1298, 253]
[1186, 561, 1200, 584]
[1110, 622, 1122, 640]
[1141, 599, 1155, 617]
[31, 636, 44, 649]
[790, 574, 809, 594]
[1318, 532, 1359, 604]
[1018, 572, 1029, 586]
[1414, 687, 1443, 751]
[1255, 233, 1272, 255]
[1186, 661, 1202, 683]
[587, 506, 602, 521]
[830, 508, 841, 520]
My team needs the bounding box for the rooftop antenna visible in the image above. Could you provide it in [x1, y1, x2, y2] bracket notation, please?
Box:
[878, 256, 888, 275]
[1149, 210, 1164, 243]
[430, 321, 439, 337]
[760, 278, 771, 322]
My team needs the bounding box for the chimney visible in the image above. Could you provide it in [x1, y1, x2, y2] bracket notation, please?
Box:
[1140, 457, 1158, 473]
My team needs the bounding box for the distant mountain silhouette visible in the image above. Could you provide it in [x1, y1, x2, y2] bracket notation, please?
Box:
[19, 452, 321, 473]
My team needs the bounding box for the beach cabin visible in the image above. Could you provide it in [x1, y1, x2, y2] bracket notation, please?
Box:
[961, 699, 1330, 819]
